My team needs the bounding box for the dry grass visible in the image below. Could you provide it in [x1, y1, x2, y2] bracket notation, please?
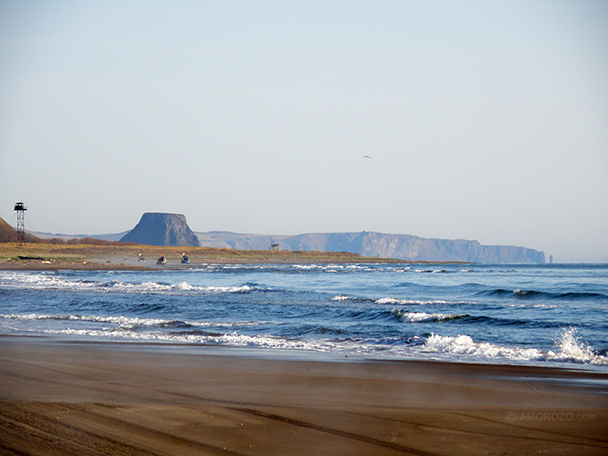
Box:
[0, 241, 405, 268]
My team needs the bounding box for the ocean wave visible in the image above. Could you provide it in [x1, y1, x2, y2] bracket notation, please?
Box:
[477, 287, 607, 302]
[462, 315, 561, 329]
[546, 327, 608, 365]
[423, 333, 544, 360]
[376, 297, 407, 305]
[375, 297, 465, 305]
[392, 310, 466, 323]
[31, 325, 608, 366]
[7, 310, 606, 367]
[0, 313, 190, 328]
[0, 313, 273, 331]
[0, 272, 264, 295]
[331, 295, 351, 301]
[422, 328, 608, 366]
[38, 327, 333, 352]
[36, 328, 409, 355]
[219, 264, 375, 274]
[331, 307, 466, 324]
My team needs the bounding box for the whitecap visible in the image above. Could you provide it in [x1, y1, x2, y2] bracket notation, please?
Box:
[0, 271, 260, 295]
[375, 297, 464, 305]
[376, 297, 408, 305]
[546, 327, 608, 365]
[331, 295, 350, 301]
[393, 310, 465, 323]
[422, 329, 608, 366]
[423, 333, 544, 360]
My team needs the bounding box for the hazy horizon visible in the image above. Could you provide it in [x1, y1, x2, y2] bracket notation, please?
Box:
[8, 215, 586, 264]
[1, 1, 607, 263]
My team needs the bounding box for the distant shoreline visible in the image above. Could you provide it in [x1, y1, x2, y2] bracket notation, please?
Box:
[0, 242, 469, 271]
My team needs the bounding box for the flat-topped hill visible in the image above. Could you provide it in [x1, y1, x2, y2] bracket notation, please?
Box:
[120, 213, 200, 247]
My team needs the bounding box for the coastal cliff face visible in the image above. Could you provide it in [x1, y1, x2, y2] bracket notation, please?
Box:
[120, 213, 200, 247]
[283, 232, 544, 263]
[195, 230, 545, 263]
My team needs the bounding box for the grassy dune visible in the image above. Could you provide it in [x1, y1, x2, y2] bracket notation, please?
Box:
[0, 242, 405, 269]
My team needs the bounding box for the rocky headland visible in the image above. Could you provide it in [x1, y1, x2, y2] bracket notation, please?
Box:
[120, 213, 200, 247]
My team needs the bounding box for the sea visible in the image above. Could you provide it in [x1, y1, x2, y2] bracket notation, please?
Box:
[1, 263, 607, 371]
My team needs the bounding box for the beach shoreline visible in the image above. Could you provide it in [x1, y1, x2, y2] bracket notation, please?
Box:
[0, 242, 470, 272]
[1, 336, 606, 455]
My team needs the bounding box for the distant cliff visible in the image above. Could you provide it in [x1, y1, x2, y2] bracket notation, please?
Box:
[285, 232, 545, 263]
[194, 230, 545, 263]
[120, 213, 200, 247]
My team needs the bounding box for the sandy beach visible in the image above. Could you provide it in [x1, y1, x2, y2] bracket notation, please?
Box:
[0, 243, 411, 272]
[0, 337, 606, 455]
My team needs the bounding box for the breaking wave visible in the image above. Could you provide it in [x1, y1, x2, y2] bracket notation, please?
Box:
[423, 327, 608, 366]
[375, 297, 469, 305]
[0, 313, 272, 330]
[0, 272, 265, 295]
[392, 310, 467, 323]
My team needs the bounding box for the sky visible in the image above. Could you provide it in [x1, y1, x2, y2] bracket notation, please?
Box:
[1, 0, 607, 263]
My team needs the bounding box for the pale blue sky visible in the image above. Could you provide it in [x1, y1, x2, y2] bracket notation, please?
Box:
[1, 0, 607, 262]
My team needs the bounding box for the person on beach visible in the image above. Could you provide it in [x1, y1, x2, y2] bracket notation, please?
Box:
[156, 254, 166, 265]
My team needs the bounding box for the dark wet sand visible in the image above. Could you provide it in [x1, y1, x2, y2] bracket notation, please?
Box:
[0, 337, 607, 455]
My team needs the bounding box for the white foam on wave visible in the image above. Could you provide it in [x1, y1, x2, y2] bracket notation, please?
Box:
[0, 312, 276, 329]
[376, 297, 406, 304]
[423, 334, 544, 361]
[0, 272, 99, 290]
[331, 295, 350, 301]
[375, 297, 461, 305]
[422, 327, 608, 366]
[0, 272, 258, 295]
[0, 313, 178, 328]
[292, 264, 342, 271]
[546, 327, 608, 365]
[37, 327, 334, 353]
[393, 310, 465, 323]
[508, 303, 558, 309]
[205, 284, 256, 293]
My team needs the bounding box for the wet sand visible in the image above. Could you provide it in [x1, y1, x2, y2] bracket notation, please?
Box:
[0, 337, 607, 455]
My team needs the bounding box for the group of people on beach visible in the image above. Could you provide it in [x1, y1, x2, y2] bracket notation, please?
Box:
[137, 252, 189, 265]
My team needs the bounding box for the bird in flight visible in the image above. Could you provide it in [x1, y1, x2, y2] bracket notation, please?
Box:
[363, 155, 372, 159]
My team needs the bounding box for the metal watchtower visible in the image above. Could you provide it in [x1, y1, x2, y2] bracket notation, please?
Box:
[14, 202, 27, 246]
